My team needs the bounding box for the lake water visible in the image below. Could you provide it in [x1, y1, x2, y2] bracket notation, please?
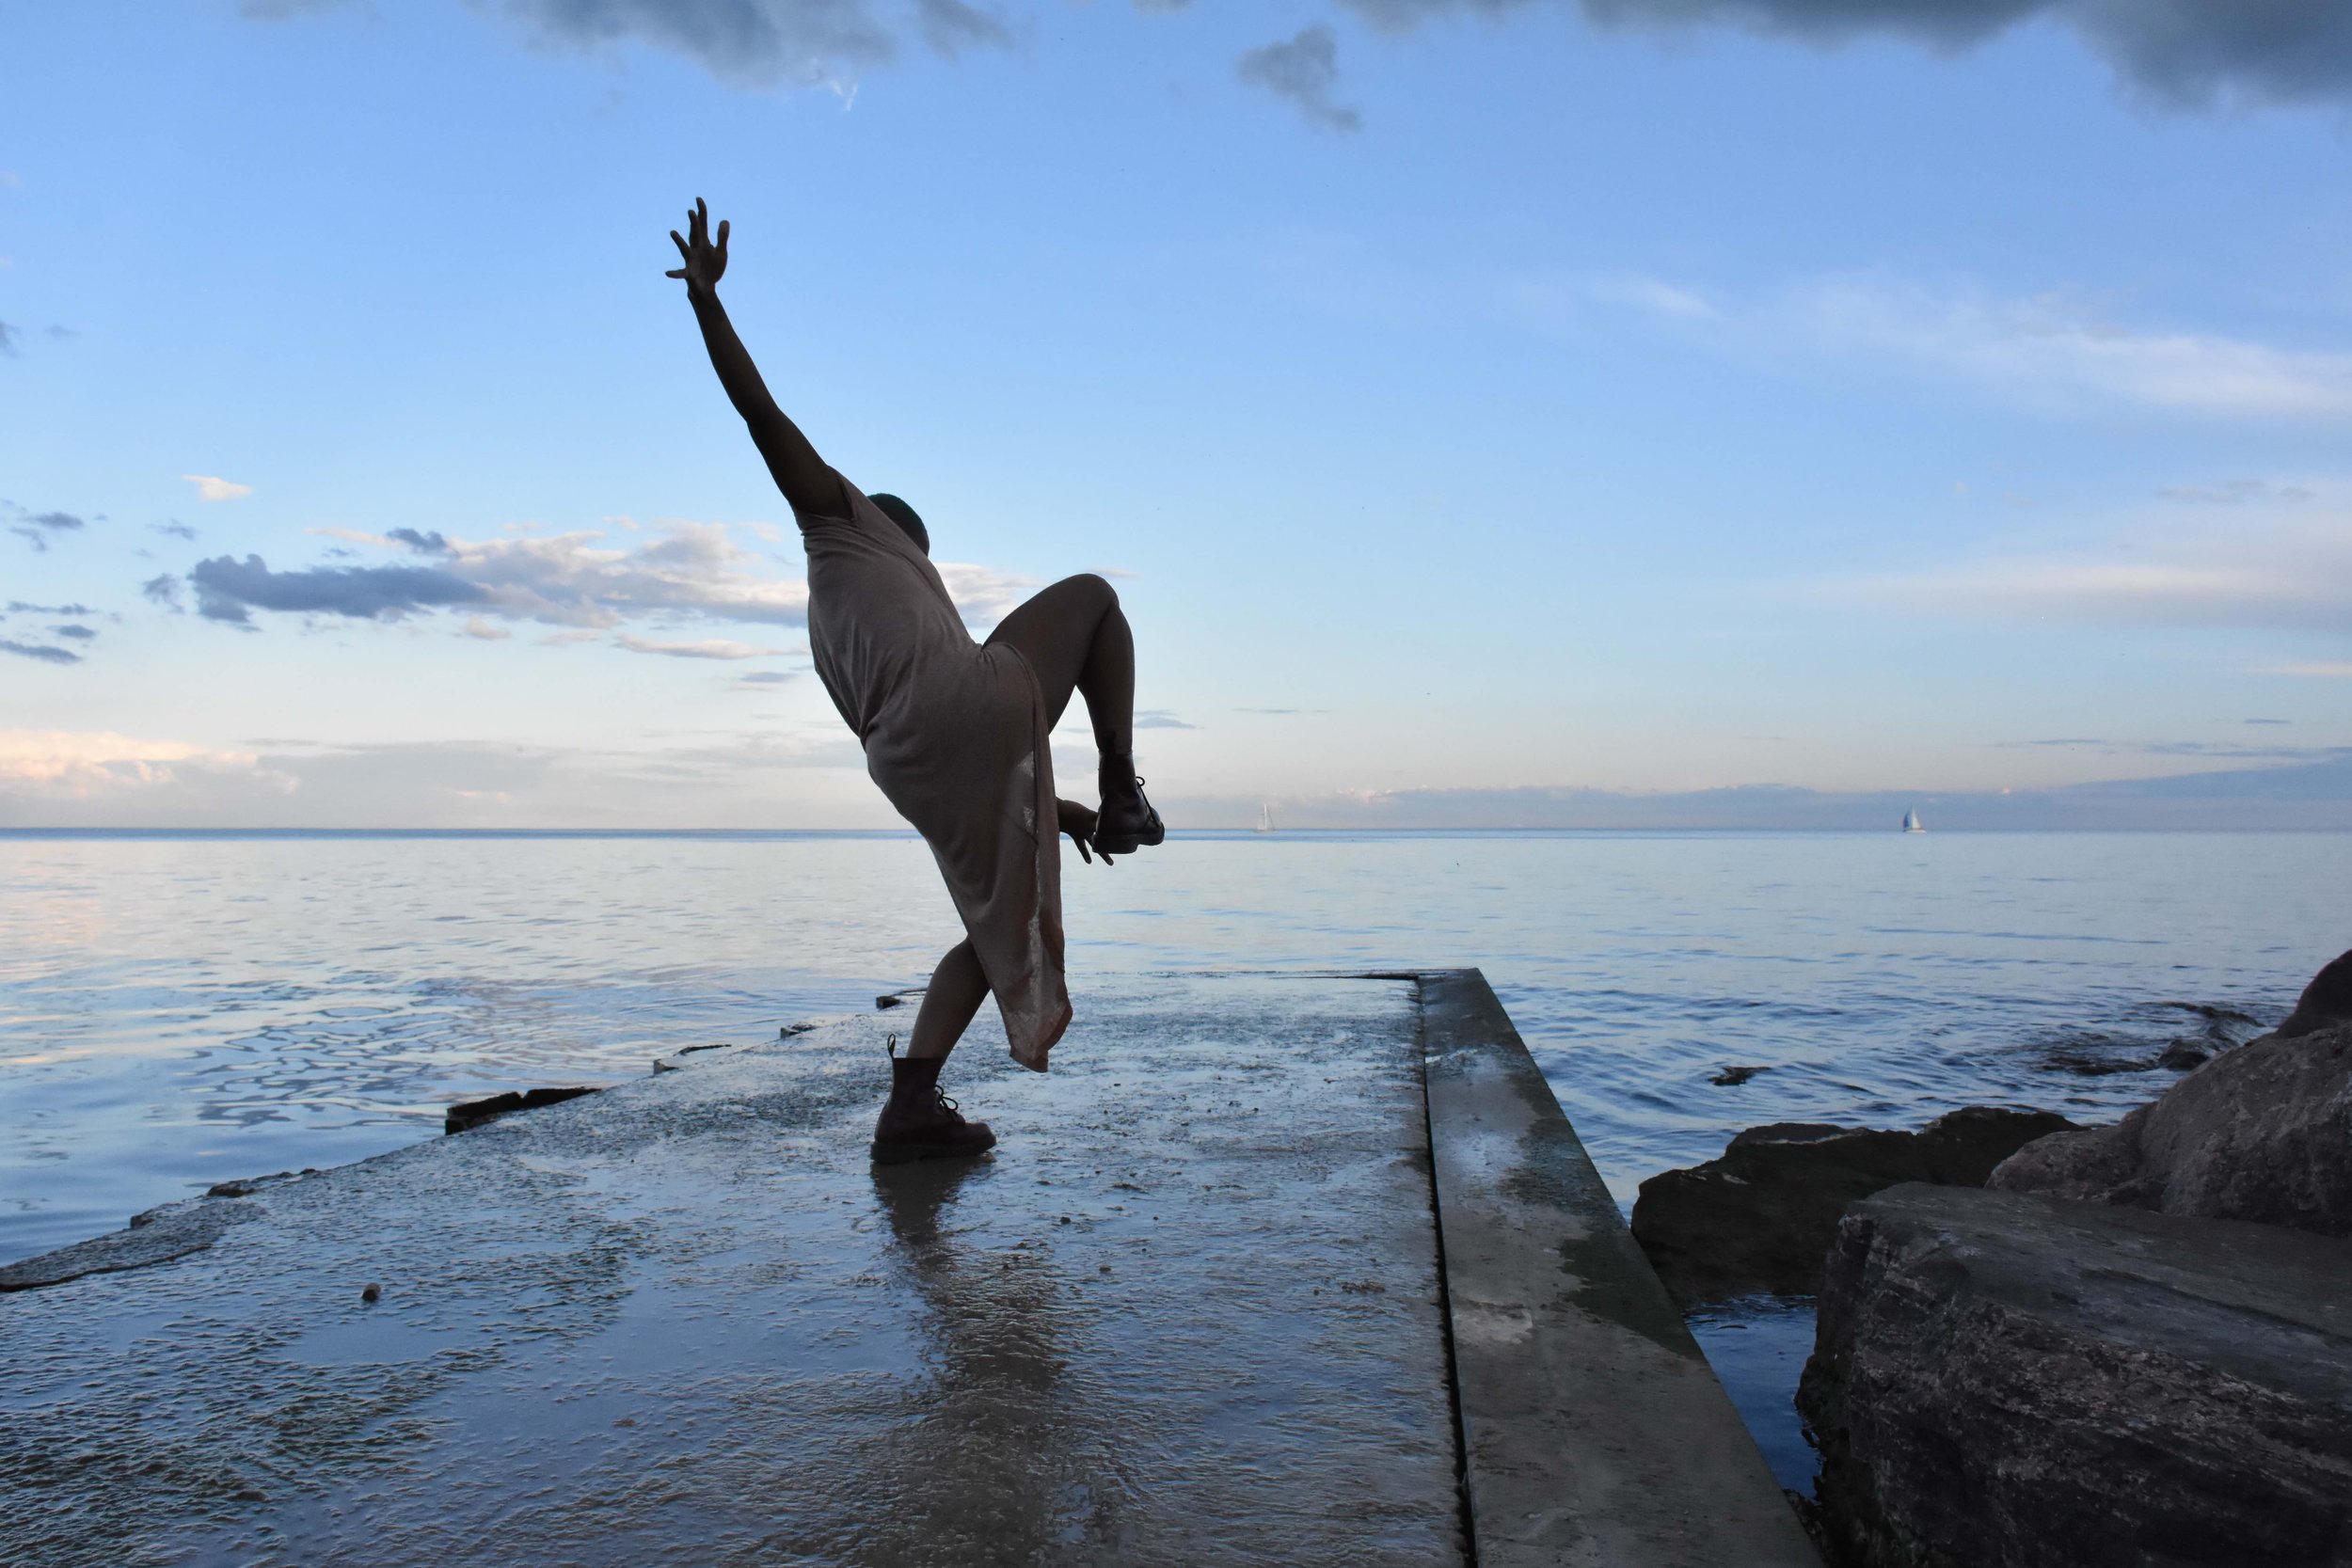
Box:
[4, 829, 2344, 1489]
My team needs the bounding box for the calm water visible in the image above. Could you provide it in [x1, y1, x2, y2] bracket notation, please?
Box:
[4, 829, 2344, 1486]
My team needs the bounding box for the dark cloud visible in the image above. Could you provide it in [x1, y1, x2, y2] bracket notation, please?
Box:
[1341, 0, 2352, 108]
[143, 574, 184, 610]
[151, 520, 199, 541]
[1236, 24, 1361, 132]
[8, 510, 86, 552]
[0, 638, 79, 665]
[50, 625, 97, 641]
[915, 0, 1011, 54]
[735, 670, 797, 684]
[7, 600, 96, 615]
[189, 554, 494, 625]
[2246, 718, 2292, 726]
[387, 527, 454, 555]
[241, 0, 1035, 87]
[1134, 709, 1195, 729]
[0, 321, 17, 356]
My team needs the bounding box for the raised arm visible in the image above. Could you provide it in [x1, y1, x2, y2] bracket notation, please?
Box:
[667, 198, 845, 518]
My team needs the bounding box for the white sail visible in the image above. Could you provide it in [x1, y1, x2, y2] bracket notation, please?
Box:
[1256, 802, 1274, 834]
[1902, 809, 1925, 833]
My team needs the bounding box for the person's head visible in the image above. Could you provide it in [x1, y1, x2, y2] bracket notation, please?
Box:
[868, 493, 929, 556]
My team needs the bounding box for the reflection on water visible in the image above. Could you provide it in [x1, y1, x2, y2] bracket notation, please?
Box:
[3, 829, 2343, 1265]
[868, 1158, 1114, 1560]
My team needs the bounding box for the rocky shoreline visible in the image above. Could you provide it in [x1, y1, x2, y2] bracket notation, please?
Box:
[1634, 946, 2352, 1567]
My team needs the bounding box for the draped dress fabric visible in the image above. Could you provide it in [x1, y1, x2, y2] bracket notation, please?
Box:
[798, 474, 1071, 1069]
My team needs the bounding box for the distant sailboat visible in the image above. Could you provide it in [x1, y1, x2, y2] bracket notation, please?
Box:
[1256, 802, 1275, 834]
[1902, 809, 1925, 833]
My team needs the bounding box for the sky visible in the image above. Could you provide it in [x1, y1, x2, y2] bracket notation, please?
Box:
[3, 0, 2350, 828]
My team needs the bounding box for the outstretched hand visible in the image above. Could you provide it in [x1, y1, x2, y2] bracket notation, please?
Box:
[666, 198, 728, 295]
[1057, 799, 1112, 865]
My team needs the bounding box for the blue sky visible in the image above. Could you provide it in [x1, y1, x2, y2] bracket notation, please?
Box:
[3, 0, 2349, 827]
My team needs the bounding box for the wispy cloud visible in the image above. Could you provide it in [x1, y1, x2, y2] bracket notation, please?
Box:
[614, 634, 799, 660]
[8, 508, 86, 552]
[182, 474, 253, 503]
[1789, 280, 2352, 421]
[0, 639, 79, 665]
[1837, 502, 2352, 631]
[2263, 660, 2352, 678]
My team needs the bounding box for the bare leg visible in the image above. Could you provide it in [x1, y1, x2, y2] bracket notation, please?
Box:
[907, 938, 989, 1060]
[985, 574, 1134, 758]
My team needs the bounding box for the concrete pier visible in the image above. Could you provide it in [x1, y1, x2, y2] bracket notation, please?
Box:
[1, 971, 1816, 1568]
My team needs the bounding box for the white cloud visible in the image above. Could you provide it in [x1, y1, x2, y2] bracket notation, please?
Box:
[459, 617, 511, 641]
[614, 634, 799, 660]
[181, 473, 254, 502]
[0, 730, 294, 798]
[934, 561, 1039, 626]
[1790, 280, 2352, 421]
[2263, 661, 2352, 678]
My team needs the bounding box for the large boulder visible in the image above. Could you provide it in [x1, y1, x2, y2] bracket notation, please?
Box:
[2282, 947, 2352, 1039]
[1988, 1021, 2352, 1237]
[1630, 1106, 2075, 1306]
[1799, 1183, 2352, 1568]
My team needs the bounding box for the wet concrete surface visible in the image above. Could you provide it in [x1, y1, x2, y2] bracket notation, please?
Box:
[1422, 973, 1820, 1567]
[2, 975, 1465, 1568]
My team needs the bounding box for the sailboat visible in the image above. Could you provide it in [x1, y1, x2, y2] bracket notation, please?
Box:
[1902, 809, 1925, 833]
[1256, 802, 1275, 834]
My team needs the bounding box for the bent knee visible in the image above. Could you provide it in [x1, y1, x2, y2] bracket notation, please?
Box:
[1061, 572, 1118, 610]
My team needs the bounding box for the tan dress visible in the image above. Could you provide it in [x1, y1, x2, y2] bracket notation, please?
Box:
[799, 473, 1070, 1069]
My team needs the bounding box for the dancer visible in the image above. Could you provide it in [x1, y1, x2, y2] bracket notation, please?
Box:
[668, 199, 1164, 1164]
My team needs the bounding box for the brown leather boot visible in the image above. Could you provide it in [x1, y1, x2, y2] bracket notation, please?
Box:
[1091, 753, 1166, 857]
[870, 1039, 997, 1164]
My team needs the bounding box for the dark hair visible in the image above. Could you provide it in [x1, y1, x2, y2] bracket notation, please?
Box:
[868, 493, 929, 555]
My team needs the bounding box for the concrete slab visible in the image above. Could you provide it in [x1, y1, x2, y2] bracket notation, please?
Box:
[1421, 971, 1820, 1568]
[2, 975, 1462, 1568]
[4, 970, 1813, 1568]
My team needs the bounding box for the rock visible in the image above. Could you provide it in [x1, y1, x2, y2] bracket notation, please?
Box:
[1798, 1183, 2352, 1568]
[1710, 1065, 1771, 1086]
[2280, 946, 2352, 1039]
[1630, 1107, 2077, 1307]
[442, 1085, 600, 1135]
[360, 1282, 380, 1303]
[0, 1197, 262, 1293]
[2153, 1039, 2210, 1072]
[204, 1171, 297, 1198]
[1989, 1022, 2352, 1237]
[876, 993, 906, 1009]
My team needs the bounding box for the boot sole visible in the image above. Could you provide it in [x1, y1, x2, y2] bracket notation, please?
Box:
[869, 1138, 996, 1165]
[1090, 824, 1167, 857]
